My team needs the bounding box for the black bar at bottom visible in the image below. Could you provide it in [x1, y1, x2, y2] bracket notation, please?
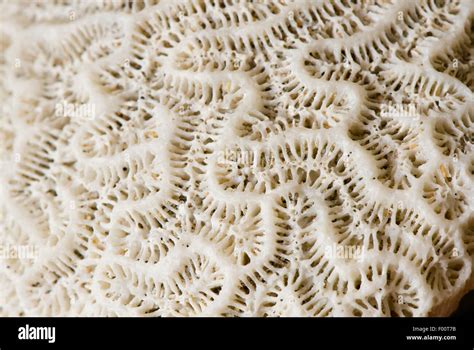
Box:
[0, 315, 472, 349]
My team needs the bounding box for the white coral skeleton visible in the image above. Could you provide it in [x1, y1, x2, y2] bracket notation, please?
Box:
[0, 0, 473, 317]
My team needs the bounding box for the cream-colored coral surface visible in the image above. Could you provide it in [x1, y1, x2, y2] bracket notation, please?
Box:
[0, 0, 473, 316]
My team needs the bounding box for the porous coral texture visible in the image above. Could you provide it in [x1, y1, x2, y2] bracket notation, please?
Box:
[0, 0, 473, 316]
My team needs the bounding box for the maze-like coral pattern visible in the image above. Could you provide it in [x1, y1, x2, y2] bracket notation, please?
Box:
[0, 0, 473, 316]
